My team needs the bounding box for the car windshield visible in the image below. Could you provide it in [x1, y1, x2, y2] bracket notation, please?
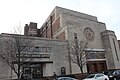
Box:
[103, 70, 115, 75]
[86, 74, 95, 78]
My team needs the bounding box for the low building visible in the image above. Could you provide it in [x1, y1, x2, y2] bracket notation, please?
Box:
[0, 33, 69, 79]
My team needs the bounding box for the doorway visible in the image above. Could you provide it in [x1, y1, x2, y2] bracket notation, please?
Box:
[22, 63, 43, 79]
[87, 60, 107, 73]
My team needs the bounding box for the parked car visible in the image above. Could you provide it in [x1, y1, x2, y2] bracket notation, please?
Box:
[103, 69, 120, 80]
[83, 73, 109, 80]
[56, 77, 78, 80]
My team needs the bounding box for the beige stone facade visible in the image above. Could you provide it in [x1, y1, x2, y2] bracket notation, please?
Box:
[39, 6, 120, 73]
[0, 6, 120, 79]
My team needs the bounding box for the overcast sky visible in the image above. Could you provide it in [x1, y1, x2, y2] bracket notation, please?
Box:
[0, 0, 120, 39]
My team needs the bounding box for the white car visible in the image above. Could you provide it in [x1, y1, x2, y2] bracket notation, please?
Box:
[57, 77, 78, 80]
[83, 73, 109, 80]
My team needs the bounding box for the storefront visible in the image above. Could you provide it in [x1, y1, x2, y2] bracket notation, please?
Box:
[21, 61, 53, 79]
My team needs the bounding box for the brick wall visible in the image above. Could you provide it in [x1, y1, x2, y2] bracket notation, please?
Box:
[56, 31, 65, 40]
[46, 27, 52, 38]
[52, 17, 60, 34]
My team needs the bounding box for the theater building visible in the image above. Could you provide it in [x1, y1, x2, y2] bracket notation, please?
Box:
[0, 6, 120, 79]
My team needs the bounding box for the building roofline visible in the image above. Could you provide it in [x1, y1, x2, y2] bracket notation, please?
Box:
[40, 6, 98, 29]
[55, 6, 97, 18]
[0, 33, 67, 42]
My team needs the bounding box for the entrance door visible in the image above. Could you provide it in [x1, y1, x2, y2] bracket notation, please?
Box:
[87, 61, 107, 73]
[32, 64, 43, 79]
[22, 63, 43, 79]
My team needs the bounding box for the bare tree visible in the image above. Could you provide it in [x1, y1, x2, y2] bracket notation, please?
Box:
[0, 33, 33, 80]
[68, 33, 88, 78]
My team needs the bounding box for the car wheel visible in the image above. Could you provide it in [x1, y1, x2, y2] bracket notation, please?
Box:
[114, 78, 116, 80]
[105, 78, 107, 80]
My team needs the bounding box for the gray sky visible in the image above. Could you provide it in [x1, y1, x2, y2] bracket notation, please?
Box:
[0, 0, 120, 39]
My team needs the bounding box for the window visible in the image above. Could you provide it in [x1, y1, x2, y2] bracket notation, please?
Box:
[113, 70, 120, 75]
[96, 74, 103, 78]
